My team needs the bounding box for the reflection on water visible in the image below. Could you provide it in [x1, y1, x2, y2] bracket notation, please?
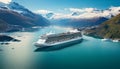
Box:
[1, 32, 35, 69]
[0, 26, 120, 69]
[0, 26, 72, 69]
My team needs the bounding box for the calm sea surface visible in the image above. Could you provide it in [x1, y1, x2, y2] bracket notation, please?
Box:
[0, 26, 120, 69]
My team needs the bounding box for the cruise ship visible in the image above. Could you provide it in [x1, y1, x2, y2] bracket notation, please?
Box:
[35, 29, 83, 48]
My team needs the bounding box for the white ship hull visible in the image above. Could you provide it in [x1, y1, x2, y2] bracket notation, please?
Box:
[35, 37, 83, 48]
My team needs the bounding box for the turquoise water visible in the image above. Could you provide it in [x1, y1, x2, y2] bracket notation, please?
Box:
[0, 26, 120, 69]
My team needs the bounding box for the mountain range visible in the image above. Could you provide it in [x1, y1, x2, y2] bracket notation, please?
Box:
[0, 1, 120, 38]
[85, 14, 120, 40]
[40, 7, 120, 28]
[51, 17, 108, 28]
[0, 2, 50, 32]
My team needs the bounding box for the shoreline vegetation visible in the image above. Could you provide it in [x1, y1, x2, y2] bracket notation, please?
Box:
[83, 33, 120, 42]
[84, 31, 120, 41]
[84, 32, 120, 42]
[84, 14, 120, 42]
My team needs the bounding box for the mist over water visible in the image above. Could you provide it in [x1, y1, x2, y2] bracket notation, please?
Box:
[0, 26, 120, 69]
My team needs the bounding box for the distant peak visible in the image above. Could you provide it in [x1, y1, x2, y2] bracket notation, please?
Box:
[9, 2, 25, 8]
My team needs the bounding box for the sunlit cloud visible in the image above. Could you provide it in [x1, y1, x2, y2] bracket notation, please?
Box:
[35, 6, 120, 20]
[68, 8, 96, 13]
[34, 10, 53, 15]
[0, 0, 12, 4]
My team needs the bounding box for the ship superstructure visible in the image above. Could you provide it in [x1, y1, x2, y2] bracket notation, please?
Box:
[35, 29, 82, 48]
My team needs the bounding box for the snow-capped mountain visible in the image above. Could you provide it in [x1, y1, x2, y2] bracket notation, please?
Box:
[0, 2, 50, 32]
[8, 2, 35, 18]
[51, 17, 108, 28]
[0, 2, 35, 18]
[8, 2, 28, 12]
[43, 7, 120, 27]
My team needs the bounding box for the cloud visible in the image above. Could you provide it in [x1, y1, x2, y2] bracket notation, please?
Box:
[54, 7, 120, 19]
[34, 10, 53, 15]
[84, 8, 97, 13]
[68, 8, 96, 13]
[35, 7, 120, 20]
[109, 6, 120, 15]
[34, 10, 54, 18]
[69, 8, 84, 12]
[0, 0, 12, 4]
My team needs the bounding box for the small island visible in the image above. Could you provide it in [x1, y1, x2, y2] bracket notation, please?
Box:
[0, 35, 20, 42]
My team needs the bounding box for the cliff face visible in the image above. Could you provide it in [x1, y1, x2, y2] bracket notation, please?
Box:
[85, 14, 120, 39]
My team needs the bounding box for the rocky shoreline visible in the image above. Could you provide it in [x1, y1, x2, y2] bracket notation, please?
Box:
[101, 38, 120, 42]
[85, 32, 120, 42]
